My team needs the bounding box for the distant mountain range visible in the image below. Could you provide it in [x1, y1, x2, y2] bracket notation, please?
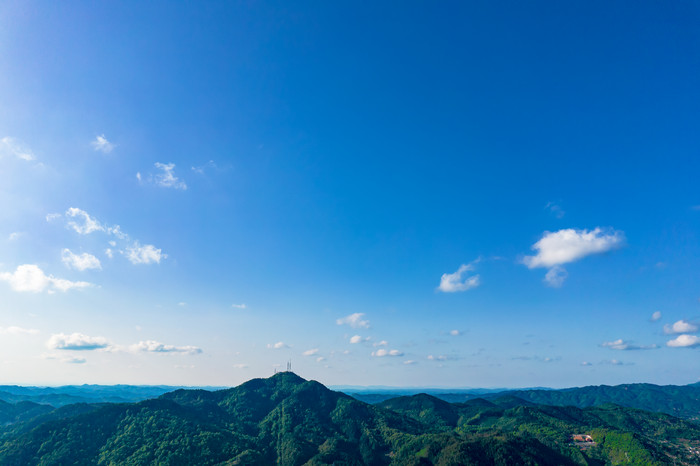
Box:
[0, 373, 699, 464]
[346, 382, 700, 421]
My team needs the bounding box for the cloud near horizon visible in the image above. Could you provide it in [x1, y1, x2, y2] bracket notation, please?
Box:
[130, 340, 202, 355]
[600, 339, 658, 351]
[47, 333, 110, 351]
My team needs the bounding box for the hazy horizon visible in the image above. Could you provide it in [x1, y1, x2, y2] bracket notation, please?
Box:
[1, 1, 699, 388]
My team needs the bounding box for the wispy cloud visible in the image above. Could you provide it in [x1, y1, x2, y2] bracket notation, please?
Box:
[545, 201, 565, 219]
[53, 208, 165, 266]
[664, 320, 699, 335]
[155, 162, 187, 189]
[336, 313, 370, 329]
[191, 160, 217, 174]
[231, 303, 247, 309]
[42, 353, 87, 364]
[600, 339, 658, 351]
[47, 333, 109, 351]
[543, 266, 568, 288]
[650, 311, 662, 322]
[65, 208, 106, 235]
[91, 135, 115, 153]
[0, 264, 92, 293]
[302, 348, 319, 356]
[267, 341, 289, 349]
[438, 259, 481, 293]
[522, 228, 624, 286]
[601, 359, 633, 366]
[125, 242, 165, 265]
[403, 360, 417, 365]
[7, 232, 22, 241]
[0, 326, 39, 335]
[448, 330, 462, 336]
[61, 249, 101, 271]
[0, 137, 34, 161]
[371, 349, 403, 357]
[130, 340, 202, 355]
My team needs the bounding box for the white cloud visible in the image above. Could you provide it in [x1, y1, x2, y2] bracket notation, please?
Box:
[154, 162, 187, 190]
[46, 213, 62, 222]
[522, 228, 624, 287]
[125, 242, 165, 265]
[428, 354, 447, 361]
[91, 135, 115, 153]
[664, 320, 699, 335]
[0, 137, 34, 161]
[600, 339, 658, 351]
[349, 335, 369, 344]
[373, 340, 388, 347]
[449, 330, 461, 336]
[581, 361, 592, 366]
[650, 311, 662, 322]
[336, 313, 370, 329]
[47, 333, 109, 351]
[7, 232, 22, 241]
[438, 260, 480, 293]
[403, 360, 417, 365]
[130, 340, 202, 355]
[231, 303, 247, 309]
[667, 334, 700, 348]
[372, 349, 403, 357]
[65, 208, 105, 235]
[316, 356, 326, 362]
[61, 249, 101, 271]
[544, 266, 568, 287]
[233, 363, 248, 369]
[302, 348, 319, 356]
[0, 326, 39, 335]
[267, 341, 289, 349]
[58, 209, 162, 266]
[0, 264, 92, 293]
[523, 228, 624, 269]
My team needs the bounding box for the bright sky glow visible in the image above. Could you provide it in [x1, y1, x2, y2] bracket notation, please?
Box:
[0, 1, 699, 387]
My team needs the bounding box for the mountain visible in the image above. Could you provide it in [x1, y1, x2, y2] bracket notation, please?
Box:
[482, 383, 700, 421]
[0, 384, 206, 407]
[0, 373, 699, 465]
[348, 382, 700, 421]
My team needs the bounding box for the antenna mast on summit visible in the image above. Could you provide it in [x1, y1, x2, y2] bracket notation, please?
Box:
[286, 360, 292, 372]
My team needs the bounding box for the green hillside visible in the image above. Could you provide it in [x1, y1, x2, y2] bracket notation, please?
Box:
[0, 373, 699, 465]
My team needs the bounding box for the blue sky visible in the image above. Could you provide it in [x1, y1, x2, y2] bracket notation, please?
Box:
[0, 0, 699, 387]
